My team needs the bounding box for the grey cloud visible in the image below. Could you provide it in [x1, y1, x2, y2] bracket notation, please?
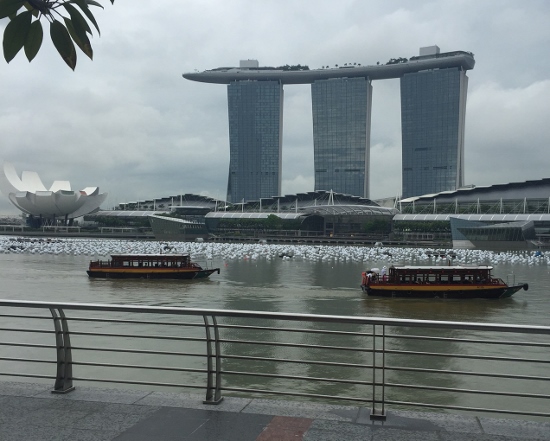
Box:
[1, 0, 549, 214]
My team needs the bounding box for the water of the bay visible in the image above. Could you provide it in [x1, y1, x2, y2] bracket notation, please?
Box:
[1, 251, 547, 325]
[0, 247, 549, 418]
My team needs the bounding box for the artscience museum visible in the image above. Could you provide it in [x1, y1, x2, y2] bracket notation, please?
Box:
[0, 163, 108, 226]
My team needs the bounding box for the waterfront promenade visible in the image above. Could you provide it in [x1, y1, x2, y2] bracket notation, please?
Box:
[1, 381, 548, 441]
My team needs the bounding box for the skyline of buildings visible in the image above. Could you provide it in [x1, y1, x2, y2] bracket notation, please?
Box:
[183, 46, 475, 203]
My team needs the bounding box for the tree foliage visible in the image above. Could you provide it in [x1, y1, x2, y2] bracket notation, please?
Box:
[362, 218, 392, 234]
[1, 0, 114, 70]
[393, 221, 450, 233]
[386, 57, 408, 65]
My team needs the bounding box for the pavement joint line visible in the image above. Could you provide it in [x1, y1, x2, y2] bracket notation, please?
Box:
[475, 415, 484, 433]
[1, 382, 549, 440]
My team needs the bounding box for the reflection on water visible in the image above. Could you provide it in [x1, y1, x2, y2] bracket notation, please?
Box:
[1, 253, 544, 325]
[361, 296, 525, 323]
[0, 252, 548, 414]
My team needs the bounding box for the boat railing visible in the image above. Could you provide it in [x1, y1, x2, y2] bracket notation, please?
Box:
[367, 276, 510, 286]
[0, 299, 548, 421]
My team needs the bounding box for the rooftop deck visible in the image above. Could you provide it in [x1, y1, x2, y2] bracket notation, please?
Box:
[183, 51, 475, 85]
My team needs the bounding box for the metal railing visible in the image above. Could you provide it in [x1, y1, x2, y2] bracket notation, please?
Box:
[0, 299, 549, 420]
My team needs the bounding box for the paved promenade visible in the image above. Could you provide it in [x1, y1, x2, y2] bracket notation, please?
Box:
[0, 381, 548, 441]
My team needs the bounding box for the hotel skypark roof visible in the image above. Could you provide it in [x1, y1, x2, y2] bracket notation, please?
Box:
[183, 51, 475, 85]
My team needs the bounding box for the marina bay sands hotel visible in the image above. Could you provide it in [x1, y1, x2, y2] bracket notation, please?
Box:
[183, 46, 475, 203]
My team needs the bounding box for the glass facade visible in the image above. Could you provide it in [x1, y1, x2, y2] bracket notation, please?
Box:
[311, 77, 372, 198]
[450, 217, 537, 250]
[400, 68, 468, 198]
[226, 81, 283, 203]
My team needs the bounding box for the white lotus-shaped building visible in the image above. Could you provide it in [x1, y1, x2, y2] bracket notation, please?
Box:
[0, 162, 108, 220]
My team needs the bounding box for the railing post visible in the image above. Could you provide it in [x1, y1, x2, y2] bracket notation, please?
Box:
[370, 324, 386, 420]
[203, 315, 223, 404]
[49, 308, 75, 394]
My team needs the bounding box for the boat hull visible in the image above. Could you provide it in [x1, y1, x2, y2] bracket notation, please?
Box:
[361, 283, 528, 299]
[87, 268, 220, 280]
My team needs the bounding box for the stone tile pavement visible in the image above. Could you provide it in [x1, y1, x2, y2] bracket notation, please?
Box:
[0, 381, 548, 440]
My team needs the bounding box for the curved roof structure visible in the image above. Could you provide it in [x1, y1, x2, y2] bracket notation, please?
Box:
[204, 204, 397, 220]
[394, 214, 550, 222]
[302, 204, 398, 216]
[183, 51, 475, 85]
[399, 178, 550, 204]
[0, 163, 108, 219]
[205, 212, 304, 220]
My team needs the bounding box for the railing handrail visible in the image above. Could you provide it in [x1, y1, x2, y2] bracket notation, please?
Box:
[1, 299, 549, 334]
[1, 298, 549, 420]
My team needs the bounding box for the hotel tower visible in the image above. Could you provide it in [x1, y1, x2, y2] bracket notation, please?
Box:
[183, 46, 474, 202]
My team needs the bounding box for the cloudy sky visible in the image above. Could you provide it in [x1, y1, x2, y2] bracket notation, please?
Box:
[1, 0, 549, 214]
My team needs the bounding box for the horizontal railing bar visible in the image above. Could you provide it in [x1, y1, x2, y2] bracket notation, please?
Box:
[68, 331, 205, 342]
[221, 370, 373, 387]
[217, 323, 374, 337]
[0, 314, 50, 320]
[70, 346, 205, 358]
[2, 299, 549, 335]
[0, 372, 54, 380]
[0, 342, 55, 349]
[63, 316, 204, 328]
[221, 386, 372, 404]
[71, 376, 205, 390]
[65, 318, 369, 337]
[386, 333, 550, 348]
[218, 338, 370, 353]
[65, 320, 371, 339]
[384, 399, 550, 418]
[385, 382, 550, 400]
[221, 354, 372, 370]
[72, 361, 207, 374]
[0, 328, 53, 334]
[385, 349, 550, 364]
[0, 357, 54, 364]
[7, 313, 541, 352]
[71, 325, 374, 342]
[386, 365, 550, 382]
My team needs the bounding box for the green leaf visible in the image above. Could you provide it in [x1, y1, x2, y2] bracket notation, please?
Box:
[67, 0, 101, 35]
[24, 18, 42, 61]
[50, 19, 76, 70]
[3, 10, 32, 63]
[63, 3, 92, 35]
[22, 2, 40, 18]
[23, 0, 49, 16]
[0, 0, 24, 19]
[64, 16, 92, 59]
[85, 0, 104, 8]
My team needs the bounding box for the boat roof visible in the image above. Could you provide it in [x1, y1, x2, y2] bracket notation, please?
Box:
[389, 265, 493, 270]
[110, 253, 190, 258]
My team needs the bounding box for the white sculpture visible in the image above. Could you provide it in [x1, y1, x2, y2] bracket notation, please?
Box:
[0, 162, 108, 220]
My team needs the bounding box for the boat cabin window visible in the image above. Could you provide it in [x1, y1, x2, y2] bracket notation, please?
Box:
[107, 255, 194, 268]
[388, 267, 493, 285]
